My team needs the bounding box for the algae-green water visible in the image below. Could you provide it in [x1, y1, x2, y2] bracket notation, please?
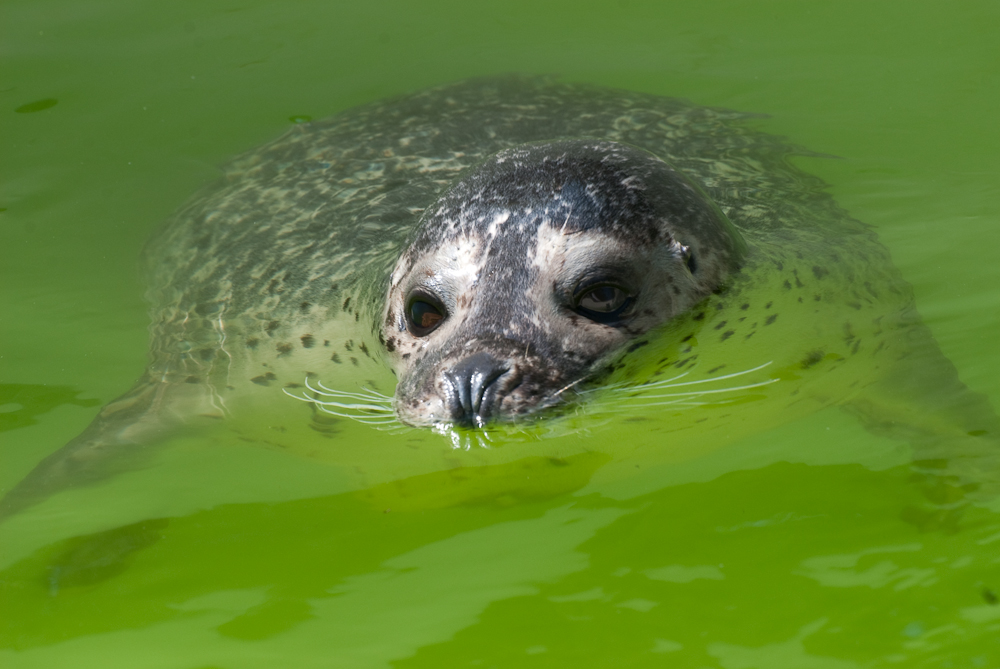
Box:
[2, 1, 1000, 666]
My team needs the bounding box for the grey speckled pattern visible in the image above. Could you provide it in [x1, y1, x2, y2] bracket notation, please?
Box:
[141, 75, 864, 391]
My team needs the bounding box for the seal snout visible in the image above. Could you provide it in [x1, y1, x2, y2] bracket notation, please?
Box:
[442, 352, 517, 427]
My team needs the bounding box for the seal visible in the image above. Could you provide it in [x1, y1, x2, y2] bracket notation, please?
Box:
[3, 76, 997, 517]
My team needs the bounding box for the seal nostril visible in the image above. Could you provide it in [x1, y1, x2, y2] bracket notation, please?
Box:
[442, 352, 510, 427]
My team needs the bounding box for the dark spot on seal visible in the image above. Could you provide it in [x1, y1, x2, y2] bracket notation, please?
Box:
[299, 301, 312, 313]
[793, 270, 804, 288]
[814, 294, 822, 301]
[323, 340, 330, 346]
[331, 352, 342, 363]
[693, 312, 705, 321]
[185, 375, 200, 384]
[199, 349, 215, 361]
[765, 301, 773, 309]
[714, 321, 727, 330]
[276, 343, 293, 356]
[385, 338, 397, 352]
[627, 340, 649, 353]
[783, 280, 792, 290]
[765, 314, 778, 325]
[812, 266, 828, 279]
[983, 588, 998, 605]
[359, 341, 370, 357]
[265, 320, 280, 336]
[246, 337, 259, 350]
[740, 303, 749, 311]
[801, 350, 824, 369]
[285, 382, 303, 388]
[721, 330, 734, 341]
[848, 301, 862, 310]
[343, 297, 351, 311]
[969, 430, 989, 438]
[681, 334, 693, 343]
[300, 334, 315, 348]
[350, 357, 359, 366]
[344, 341, 353, 351]
[251, 372, 277, 386]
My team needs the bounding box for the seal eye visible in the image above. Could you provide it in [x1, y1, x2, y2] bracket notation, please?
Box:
[405, 292, 446, 336]
[573, 283, 632, 324]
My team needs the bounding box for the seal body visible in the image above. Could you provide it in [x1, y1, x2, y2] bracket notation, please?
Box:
[4, 76, 998, 517]
[135, 75, 856, 431]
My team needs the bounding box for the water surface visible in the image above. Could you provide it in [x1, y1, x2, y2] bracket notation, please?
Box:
[2, 1, 999, 666]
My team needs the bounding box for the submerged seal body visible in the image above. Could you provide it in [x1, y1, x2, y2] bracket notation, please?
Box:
[4, 76, 998, 516]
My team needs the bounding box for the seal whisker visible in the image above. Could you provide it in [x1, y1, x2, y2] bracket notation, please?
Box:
[358, 386, 392, 400]
[639, 378, 779, 400]
[315, 379, 391, 400]
[636, 362, 774, 391]
[310, 398, 394, 412]
[284, 388, 395, 417]
[374, 425, 410, 433]
[580, 376, 668, 395]
[311, 379, 391, 401]
[283, 388, 322, 404]
[598, 398, 707, 411]
[627, 400, 708, 408]
[315, 406, 400, 424]
[588, 372, 694, 396]
[552, 377, 588, 398]
[311, 387, 384, 400]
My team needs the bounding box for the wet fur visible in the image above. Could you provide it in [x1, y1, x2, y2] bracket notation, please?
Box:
[2, 76, 997, 519]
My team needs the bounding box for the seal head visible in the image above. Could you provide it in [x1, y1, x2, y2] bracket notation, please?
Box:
[383, 140, 745, 428]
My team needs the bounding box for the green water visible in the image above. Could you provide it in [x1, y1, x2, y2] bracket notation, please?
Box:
[2, 1, 999, 666]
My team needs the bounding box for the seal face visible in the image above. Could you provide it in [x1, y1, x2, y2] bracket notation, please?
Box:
[383, 140, 745, 427]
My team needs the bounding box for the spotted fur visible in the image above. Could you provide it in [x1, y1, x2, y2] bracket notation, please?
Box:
[4, 76, 997, 518]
